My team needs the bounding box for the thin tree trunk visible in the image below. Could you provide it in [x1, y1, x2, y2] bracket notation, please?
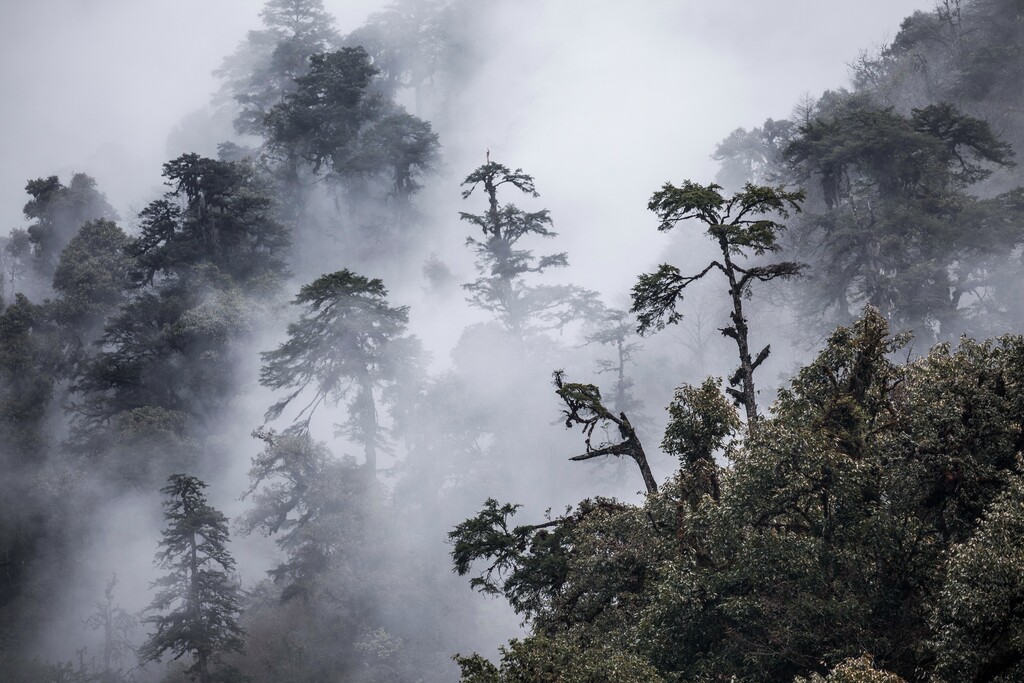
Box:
[719, 237, 759, 426]
[357, 371, 378, 477]
[189, 530, 209, 683]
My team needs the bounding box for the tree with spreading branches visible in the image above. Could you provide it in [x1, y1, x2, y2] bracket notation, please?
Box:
[259, 270, 420, 475]
[459, 159, 597, 336]
[631, 181, 804, 425]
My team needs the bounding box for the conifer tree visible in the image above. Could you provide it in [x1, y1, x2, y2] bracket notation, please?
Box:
[140, 475, 243, 683]
[217, 0, 339, 136]
[459, 158, 595, 336]
[631, 180, 804, 425]
[259, 270, 420, 475]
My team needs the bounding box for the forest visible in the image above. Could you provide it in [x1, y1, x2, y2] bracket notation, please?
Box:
[1, 0, 1024, 681]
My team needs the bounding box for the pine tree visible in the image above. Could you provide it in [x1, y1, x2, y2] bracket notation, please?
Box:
[631, 180, 804, 425]
[259, 270, 421, 475]
[459, 158, 596, 336]
[140, 474, 244, 683]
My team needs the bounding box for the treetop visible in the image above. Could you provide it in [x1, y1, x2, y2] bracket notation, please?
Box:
[461, 161, 540, 200]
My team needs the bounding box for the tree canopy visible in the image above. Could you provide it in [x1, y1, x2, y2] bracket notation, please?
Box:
[452, 307, 1024, 681]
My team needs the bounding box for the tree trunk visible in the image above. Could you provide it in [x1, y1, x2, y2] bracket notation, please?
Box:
[614, 339, 626, 413]
[719, 237, 759, 426]
[198, 649, 210, 683]
[357, 371, 378, 477]
[189, 530, 210, 683]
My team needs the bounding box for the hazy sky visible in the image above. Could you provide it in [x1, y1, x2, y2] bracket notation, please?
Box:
[0, 0, 933, 243]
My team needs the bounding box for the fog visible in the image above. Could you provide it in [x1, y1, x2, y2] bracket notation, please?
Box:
[0, 0, 952, 680]
[0, 0, 927, 263]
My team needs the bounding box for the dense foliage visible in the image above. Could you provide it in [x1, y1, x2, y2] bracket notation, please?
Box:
[452, 308, 1024, 682]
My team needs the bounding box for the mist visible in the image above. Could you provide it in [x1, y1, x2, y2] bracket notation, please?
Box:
[8, 0, 1022, 682]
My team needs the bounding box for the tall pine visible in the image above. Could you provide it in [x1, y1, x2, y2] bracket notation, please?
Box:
[140, 474, 244, 683]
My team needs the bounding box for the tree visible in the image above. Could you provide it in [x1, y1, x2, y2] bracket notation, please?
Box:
[553, 370, 657, 495]
[67, 155, 280, 478]
[140, 474, 243, 683]
[51, 218, 131, 336]
[712, 118, 795, 190]
[236, 429, 388, 682]
[346, 111, 440, 203]
[259, 270, 420, 475]
[216, 0, 339, 136]
[631, 180, 804, 425]
[781, 97, 1022, 340]
[582, 307, 642, 416]
[343, 0, 454, 112]
[69, 283, 248, 471]
[459, 159, 596, 336]
[263, 47, 383, 176]
[130, 153, 290, 289]
[240, 429, 371, 600]
[662, 377, 739, 522]
[21, 173, 115, 283]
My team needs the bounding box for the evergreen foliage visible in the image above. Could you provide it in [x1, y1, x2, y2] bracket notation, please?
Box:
[632, 180, 804, 423]
[5, 1, 1024, 681]
[259, 270, 421, 473]
[460, 160, 597, 336]
[130, 153, 289, 289]
[140, 475, 244, 683]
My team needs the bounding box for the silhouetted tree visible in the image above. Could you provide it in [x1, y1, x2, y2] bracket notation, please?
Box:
[553, 370, 657, 495]
[130, 153, 289, 289]
[264, 47, 383, 176]
[632, 180, 804, 424]
[459, 159, 596, 336]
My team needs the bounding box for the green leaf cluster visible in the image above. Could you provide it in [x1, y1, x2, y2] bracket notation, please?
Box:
[453, 308, 1024, 681]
